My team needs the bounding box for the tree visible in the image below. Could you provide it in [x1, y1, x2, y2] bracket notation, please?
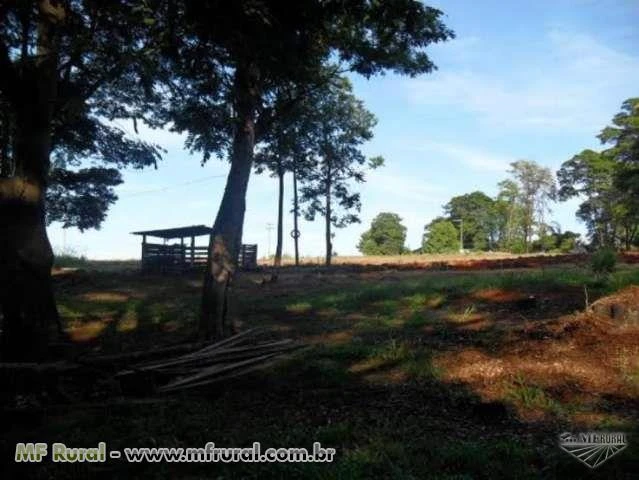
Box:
[162, 1, 454, 337]
[254, 77, 335, 269]
[557, 149, 626, 248]
[557, 99, 639, 250]
[532, 226, 581, 253]
[599, 98, 639, 165]
[505, 160, 557, 252]
[495, 179, 525, 252]
[358, 212, 406, 255]
[599, 98, 639, 248]
[299, 78, 383, 265]
[0, 1, 163, 360]
[422, 218, 459, 254]
[443, 191, 498, 250]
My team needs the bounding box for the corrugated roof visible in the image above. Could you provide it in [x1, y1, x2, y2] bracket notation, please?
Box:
[131, 225, 213, 239]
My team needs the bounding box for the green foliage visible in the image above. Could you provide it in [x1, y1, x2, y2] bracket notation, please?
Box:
[358, 212, 407, 255]
[0, 2, 165, 230]
[598, 97, 639, 163]
[558, 98, 639, 250]
[53, 246, 89, 269]
[47, 168, 122, 231]
[506, 160, 557, 251]
[298, 78, 381, 229]
[495, 179, 525, 251]
[531, 227, 581, 253]
[557, 149, 628, 248]
[591, 247, 617, 276]
[422, 218, 459, 254]
[507, 239, 527, 254]
[164, 1, 454, 164]
[444, 191, 499, 251]
[429, 166, 559, 254]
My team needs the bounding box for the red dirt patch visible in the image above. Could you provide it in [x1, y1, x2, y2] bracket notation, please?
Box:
[437, 287, 639, 424]
[472, 288, 528, 303]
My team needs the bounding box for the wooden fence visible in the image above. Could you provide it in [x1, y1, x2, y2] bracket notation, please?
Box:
[141, 243, 257, 272]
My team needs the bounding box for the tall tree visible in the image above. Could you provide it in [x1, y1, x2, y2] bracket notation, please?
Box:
[164, 0, 454, 337]
[254, 81, 330, 269]
[505, 160, 557, 252]
[299, 79, 383, 265]
[422, 218, 459, 254]
[557, 149, 626, 248]
[557, 99, 639, 249]
[599, 97, 639, 248]
[0, 1, 163, 360]
[599, 98, 639, 166]
[443, 191, 498, 251]
[358, 212, 406, 255]
[495, 179, 525, 252]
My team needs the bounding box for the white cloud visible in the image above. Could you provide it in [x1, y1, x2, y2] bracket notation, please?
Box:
[409, 141, 512, 173]
[366, 170, 448, 204]
[404, 28, 639, 133]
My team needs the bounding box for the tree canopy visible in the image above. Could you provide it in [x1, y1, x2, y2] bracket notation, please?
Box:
[156, 0, 454, 336]
[358, 212, 407, 255]
[505, 160, 557, 252]
[422, 218, 459, 254]
[0, 1, 164, 231]
[444, 191, 499, 251]
[557, 98, 639, 249]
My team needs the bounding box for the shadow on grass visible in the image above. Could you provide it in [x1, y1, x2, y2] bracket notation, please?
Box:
[15, 265, 638, 479]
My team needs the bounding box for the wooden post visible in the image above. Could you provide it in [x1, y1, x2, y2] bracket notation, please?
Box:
[190, 236, 195, 266]
[141, 235, 147, 270]
[180, 237, 185, 268]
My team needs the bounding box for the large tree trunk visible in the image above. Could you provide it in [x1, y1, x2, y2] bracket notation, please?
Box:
[0, 1, 63, 361]
[200, 63, 259, 340]
[0, 163, 59, 362]
[273, 163, 284, 269]
[292, 163, 300, 266]
[325, 172, 332, 266]
[0, 106, 59, 363]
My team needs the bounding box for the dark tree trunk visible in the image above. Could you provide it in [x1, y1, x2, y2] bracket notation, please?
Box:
[0, 107, 11, 177]
[200, 63, 259, 340]
[0, 2, 63, 361]
[292, 163, 300, 266]
[274, 164, 284, 269]
[0, 176, 59, 362]
[0, 108, 59, 362]
[325, 169, 332, 266]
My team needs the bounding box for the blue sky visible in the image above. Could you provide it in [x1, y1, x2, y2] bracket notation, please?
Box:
[48, 0, 639, 260]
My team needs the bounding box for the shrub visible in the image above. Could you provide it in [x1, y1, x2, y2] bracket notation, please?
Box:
[53, 246, 89, 269]
[590, 247, 617, 276]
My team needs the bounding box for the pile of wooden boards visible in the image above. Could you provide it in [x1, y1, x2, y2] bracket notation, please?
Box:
[116, 328, 302, 393]
[0, 328, 303, 397]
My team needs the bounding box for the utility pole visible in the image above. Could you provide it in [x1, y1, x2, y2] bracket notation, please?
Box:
[266, 223, 274, 257]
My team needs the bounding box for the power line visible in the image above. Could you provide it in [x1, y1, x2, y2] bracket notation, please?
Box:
[120, 174, 227, 198]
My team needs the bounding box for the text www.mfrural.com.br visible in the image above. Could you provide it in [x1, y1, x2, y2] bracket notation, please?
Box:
[15, 442, 336, 463]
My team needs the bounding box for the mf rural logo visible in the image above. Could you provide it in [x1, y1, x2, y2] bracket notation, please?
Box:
[559, 432, 627, 469]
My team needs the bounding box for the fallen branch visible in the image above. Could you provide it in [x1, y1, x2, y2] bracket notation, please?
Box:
[3, 328, 302, 398]
[158, 351, 282, 393]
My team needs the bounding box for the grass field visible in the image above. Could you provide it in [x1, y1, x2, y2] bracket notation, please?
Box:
[258, 251, 577, 266]
[3, 255, 639, 479]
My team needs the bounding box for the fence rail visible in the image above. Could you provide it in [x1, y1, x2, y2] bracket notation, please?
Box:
[141, 243, 257, 272]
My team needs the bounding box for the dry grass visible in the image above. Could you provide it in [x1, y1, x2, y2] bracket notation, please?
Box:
[7, 260, 639, 479]
[259, 251, 557, 266]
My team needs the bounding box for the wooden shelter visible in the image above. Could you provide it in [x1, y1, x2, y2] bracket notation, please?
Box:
[132, 225, 257, 272]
